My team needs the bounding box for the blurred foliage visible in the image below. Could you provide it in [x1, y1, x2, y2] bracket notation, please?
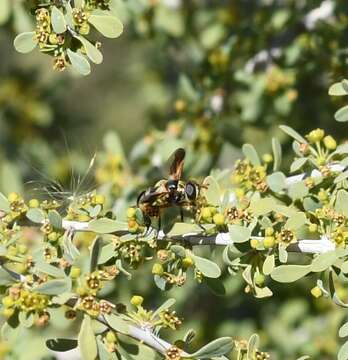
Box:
[1, 1, 348, 360]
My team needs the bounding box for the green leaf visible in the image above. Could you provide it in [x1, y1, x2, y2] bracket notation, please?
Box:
[271, 265, 311, 283]
[249, 197, 276, 216]
[272, 137, 282, 171]
[285, 212, 306, 230]
[290, 157, 307, 173]
[98, 243, 115, 264]
[26, 208, 45, 223]
[78, 316, 98, 360]
[339, 341, 348, 360]
[46, 338, 78, 352]
[263, 254, 275, 275]
[329, 81, 348, 96]
[335, 170, 348, 184]
[152, 298, 176, 319]
[104, 314, 129, 334]
[202, 176, 221, 206]
[0, 0, 10, 25]
[311, 251, 338, 272]
[288, 181, 308, 200]
[229, 224, 251, 243]
[34, 278, 71, 295]
[339, 322, 348, 338]
[193, 255, 221, 278]
[35, 261, 66, 278]
[242, 144, 260, 166]
[88, 218, 127, 233]
[75, 35, 103, 64]
[170, 245, 186, 257]
[335, 190, 348, 217]
[90, 237, 101, 272]
[13, 32, 37, 53]
[247, 334, 259, 358]
[0, 193, 10, 212]
[266, 172, 286, 192]
[189, 337, 233, 359]
[167, 223, 202, 237]
[88, 15, 123, 38]
[279, 125, 307, 143]
[67, 49, 91, 76]
[335, 105, 348, 122]
[51, 6, 67, 34]
[48, 210, 62, 229]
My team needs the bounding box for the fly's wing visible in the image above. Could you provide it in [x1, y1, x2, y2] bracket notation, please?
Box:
[168, 148, 185, 181]
[137, 186, 169, 204]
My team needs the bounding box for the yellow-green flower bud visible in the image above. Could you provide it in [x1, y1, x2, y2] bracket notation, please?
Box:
[323, 135, 337, 150]
[48, 232, 59, 242]
[94, 194, 105, 205]
[263, 236, 275, 249]
[250, 238, 259, 249]
[2, 308, 14, 318]
[265, 227, 274, 236]
[130, 295, 144, 307]
[152, 263, 164, 275]
[106, 331, 117, 343]
[311, 286, 322, 298]
[182, 257, 194, 268]
[254, 274, 265, 287]
[201, 207, 212, 220]
[213, 213, 225, 226]
[7, 192, 19, 202]
[306, 128, 325, 143]
[126, 207, 136, 218]
[70, 266, 81, 279]
[308, 223, 317, 233]
[2, 296, 14, 308]
[262, 153, 273, 163]
[29, 199, 40, 208]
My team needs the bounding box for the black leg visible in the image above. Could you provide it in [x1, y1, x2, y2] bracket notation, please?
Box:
[180, 208, 184, 222]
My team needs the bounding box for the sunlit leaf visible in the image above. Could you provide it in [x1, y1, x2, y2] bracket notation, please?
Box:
[193, 255, 221, 278]
[34, 278, 71, 295]
[271, 265, 311, 283]
[88, 14, 123, 38]
[189, 337, 233, 359]
[335, 105, 348, 122]
[67, 49, 91, 76]
[13, 32, 37, 53]
[229, 224, 251, 243]
[88, 218, 127, 233]
[78, 316, 98, 360]
[51, 6, 66, 34]
[242, 144, 260, 166]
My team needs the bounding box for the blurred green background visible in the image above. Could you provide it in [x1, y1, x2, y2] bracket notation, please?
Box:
[2, 1, 348, 359]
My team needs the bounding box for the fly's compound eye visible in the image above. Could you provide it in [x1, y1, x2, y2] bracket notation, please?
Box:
[185, 182, 197, 200]
[167, 179, 178, 191]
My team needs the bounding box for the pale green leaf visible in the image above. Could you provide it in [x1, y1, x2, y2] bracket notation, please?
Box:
[339, 341, 348, 360]
[34, 278, 71, 295]
[272, 137, 282, 171]
[285, 212, 307, 230]
[0, 193, 10, 212]
[26, 208, 45, 223]
[189, 337, 233, 359]
[329, 81, 348, 96]
[75, 35, 103, 64]
[242, 144, 260, 166]
[67, 49, 91, 76]
[51, 6, 67, 34]
[335, 190, 348, 217]
[267, 172, 286, 192]
[288, 181, 308, 200]
[290, 157, 307, 173]
[88, 15, 123, 38]
[279, 125, 307, 143]
[335, 105, 348, 122]
[167, 223, 202, 237]
[88, 218, 127, 233]
[271, 265, 311, 283]
[202, 176, 221, 206]
[249, 197, 276, 216]
[78, 316, 98, 360]
[339, 322, 348, 338]
[13, 32, 37, 53]
[104, 314, 129, 334]
[311, 251, 338, 272]
[263, 254, 275, 275]
[229, 225, 251, 243]
[193, 255, 221, 278]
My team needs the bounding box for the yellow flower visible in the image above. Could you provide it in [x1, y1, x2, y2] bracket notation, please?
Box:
[306, 128, 325, 143]
[323, 135, 337, 150]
